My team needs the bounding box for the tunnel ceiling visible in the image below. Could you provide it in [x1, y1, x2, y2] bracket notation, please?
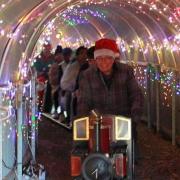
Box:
[0, 0, 180, 84]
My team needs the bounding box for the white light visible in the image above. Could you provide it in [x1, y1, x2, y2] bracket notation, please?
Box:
[1, 4, 5, 8]
[175, 34, 180, 40]
[1, 29, 5, 36]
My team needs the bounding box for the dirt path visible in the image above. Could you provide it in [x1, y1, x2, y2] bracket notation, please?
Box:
[37, 118, 180, 180]
[136, 124, 180, 180]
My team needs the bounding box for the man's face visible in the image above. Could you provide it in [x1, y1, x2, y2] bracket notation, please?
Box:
[96, 56, 114, 75]
[77, 49, 87, 63]
[55, 53, 63, 63]
[43, 44, 52, 54]
[64, 54, 71, 63]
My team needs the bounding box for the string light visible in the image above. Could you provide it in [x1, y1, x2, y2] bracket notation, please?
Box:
[133, 64, 147, 95]
[0, 84, 16, 142]
[0, 0, 180, 143]
[0, 80, 39, 142]
[31, 1, 180, 107]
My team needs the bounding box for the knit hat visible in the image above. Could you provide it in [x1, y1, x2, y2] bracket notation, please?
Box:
[63, 47, 72, 56]
[55, 45, 62, 55]
[94, 38, 117, 59]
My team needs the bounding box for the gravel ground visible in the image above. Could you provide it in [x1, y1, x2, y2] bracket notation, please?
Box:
[37, 118, 180, 180]
[136, 124, 180, 180]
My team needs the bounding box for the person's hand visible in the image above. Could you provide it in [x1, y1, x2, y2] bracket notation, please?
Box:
[72, 90, 80, 98]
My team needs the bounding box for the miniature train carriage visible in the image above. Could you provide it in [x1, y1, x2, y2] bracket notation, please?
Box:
[71, 114, 134, 180]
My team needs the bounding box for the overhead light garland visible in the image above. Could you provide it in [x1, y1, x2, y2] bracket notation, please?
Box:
[58, 6, 106, 26]
[31, 2, 180, 106]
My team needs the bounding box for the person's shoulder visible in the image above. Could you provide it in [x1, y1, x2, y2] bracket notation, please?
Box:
[80, 65, 96, 79]
[49, 53, 55, 58]
[69, 58, 78, 65]
[34, 54, 42, 62]
[66, 60, 78, 68]
[33, 55, 42, 67]
[59, 61, 65, 66]
[116, 62, 131, 68]
[84, 65, 96, 74]
[116, 62, 133, 72]
[51, 62, 59, 68]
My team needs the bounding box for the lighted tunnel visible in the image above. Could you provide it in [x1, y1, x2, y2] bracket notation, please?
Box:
[0, 0, 180, 179]
[0, 0, 180, 82]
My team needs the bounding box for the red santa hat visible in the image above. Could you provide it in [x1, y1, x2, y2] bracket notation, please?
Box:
[94, 38, 117, 59]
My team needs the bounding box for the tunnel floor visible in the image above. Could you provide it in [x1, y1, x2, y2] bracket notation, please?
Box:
[37, 117, 180, 180]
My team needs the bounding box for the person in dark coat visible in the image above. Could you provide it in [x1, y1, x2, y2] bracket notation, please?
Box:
[34, 42, 55, 111]
[48, 45, 63, 118]
[77, 38, 144, 162]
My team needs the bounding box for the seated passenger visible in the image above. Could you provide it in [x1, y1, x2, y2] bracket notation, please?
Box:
[87, 46, 96, 66]
[48, 45, 63, 118]
[58, 47, 73, 122]
[34, 42, 54, 78]
[60, 46, 88, 124]
[77, 38, 144, 161]
[33, 42, 55, 111]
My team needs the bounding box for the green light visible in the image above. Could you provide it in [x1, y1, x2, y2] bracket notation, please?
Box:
[32, 115, 36, 121]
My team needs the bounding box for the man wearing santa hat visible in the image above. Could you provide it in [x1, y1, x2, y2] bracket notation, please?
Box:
[77, 38, 144, 163]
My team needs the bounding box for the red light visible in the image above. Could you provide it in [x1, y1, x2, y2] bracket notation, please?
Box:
[115, 154, 127, 178]
[174, 7, 180, 16]
[71, 156, 81, 176]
